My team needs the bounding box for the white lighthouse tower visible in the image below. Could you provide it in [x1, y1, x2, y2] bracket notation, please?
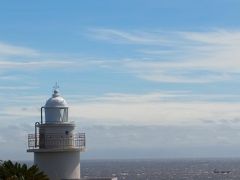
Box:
[27, 87, 85, 180]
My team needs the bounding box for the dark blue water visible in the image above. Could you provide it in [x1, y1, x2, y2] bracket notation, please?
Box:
[81, 158, 240, 180]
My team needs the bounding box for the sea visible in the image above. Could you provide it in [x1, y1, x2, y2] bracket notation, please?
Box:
[81, 158, 240, 180]
[21, 158, 240, 179]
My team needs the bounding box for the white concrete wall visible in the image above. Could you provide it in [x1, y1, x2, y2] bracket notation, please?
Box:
[34, 151, 80, 180]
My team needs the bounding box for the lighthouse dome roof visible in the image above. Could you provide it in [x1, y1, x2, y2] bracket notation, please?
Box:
[45, 89, 68, 107]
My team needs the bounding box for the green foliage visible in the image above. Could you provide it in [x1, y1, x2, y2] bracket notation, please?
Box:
[0, 160, 49, 180]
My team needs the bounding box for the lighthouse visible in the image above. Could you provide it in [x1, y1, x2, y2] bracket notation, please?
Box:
[27, 87, 85, 180]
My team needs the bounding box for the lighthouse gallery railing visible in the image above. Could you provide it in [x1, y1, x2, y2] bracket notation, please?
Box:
[28, 133, 85, 151]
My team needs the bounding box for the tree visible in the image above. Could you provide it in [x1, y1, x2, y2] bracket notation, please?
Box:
[0, 160, 49, 180]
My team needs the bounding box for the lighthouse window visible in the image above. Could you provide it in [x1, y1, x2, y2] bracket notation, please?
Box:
[59, 108, 68, 122]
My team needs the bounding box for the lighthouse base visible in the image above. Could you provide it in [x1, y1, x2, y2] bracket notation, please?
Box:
[34, 150, 80, 180]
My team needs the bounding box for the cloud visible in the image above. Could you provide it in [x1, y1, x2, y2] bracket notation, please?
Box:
[83, 91, 188, 103]
[0, 42, 39, 57]
[89, 28, 240, 83]
[2, 91, 240, 160]
[2, 29, 240, 84]
[1, 29, 240, 84]
[0, 41, 108, 72]
[0, 123, 33, 160]
[2, 92, 240, 126]
[0, 85, 38, 90]
[83, 124, 240, 149]
[180, 30, 240, 45]
[88, 28, 168, 45]
[61, 92, 240, 126]
[0, 75, 24, 80]
[81, 124, 240, 159]
[0, 42, 70, 72]
[71, 101, 240, 125]
[2, 122, 240, 160]
[0, 91, 240, 125]
[1, 29, 240, 159]
[0, 135, 6, 143]
[123, 60, 232, 83]
[0, 60, 74, 69]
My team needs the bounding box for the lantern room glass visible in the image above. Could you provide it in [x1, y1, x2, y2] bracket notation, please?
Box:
[41, 107, 68, 124]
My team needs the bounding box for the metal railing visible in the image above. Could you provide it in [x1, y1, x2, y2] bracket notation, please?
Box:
[28, 133, 85, 151]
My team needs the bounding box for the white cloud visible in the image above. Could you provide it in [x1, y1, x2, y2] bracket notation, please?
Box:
[88, 28, 168, 45]
[62, 92, 240, 125]
[1, 29, 240, 83]
[0, 85, 38, 90]
[0, 41, 109, 72]
[71, 101, 240, 125]
[0, 135, 6, 143]
[123, 60, 232, 83]
[0, 60, 75, 69]
[0, 75, 24, 80]
[0, 42, 39, 56]
[0, 41, 72, 71]
[90, 28, 240, 83]
[2, 91, 240, 159]
[180, 30, 240, 45]
[2, 92, 240, 126]
[84, 92, 187, 103]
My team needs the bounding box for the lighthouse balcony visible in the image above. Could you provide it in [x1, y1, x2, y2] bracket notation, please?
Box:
[27, 133, 85, 152]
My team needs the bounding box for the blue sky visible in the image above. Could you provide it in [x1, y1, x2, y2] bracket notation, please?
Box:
[1, 0, 240, 160]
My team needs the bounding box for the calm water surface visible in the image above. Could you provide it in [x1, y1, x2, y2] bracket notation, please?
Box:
[81, 159, 240, 180]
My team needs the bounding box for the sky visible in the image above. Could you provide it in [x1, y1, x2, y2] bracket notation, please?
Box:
[1, 0, 240, 160]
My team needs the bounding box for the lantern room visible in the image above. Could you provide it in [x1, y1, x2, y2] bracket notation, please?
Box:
[41, 89, 68, 123]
